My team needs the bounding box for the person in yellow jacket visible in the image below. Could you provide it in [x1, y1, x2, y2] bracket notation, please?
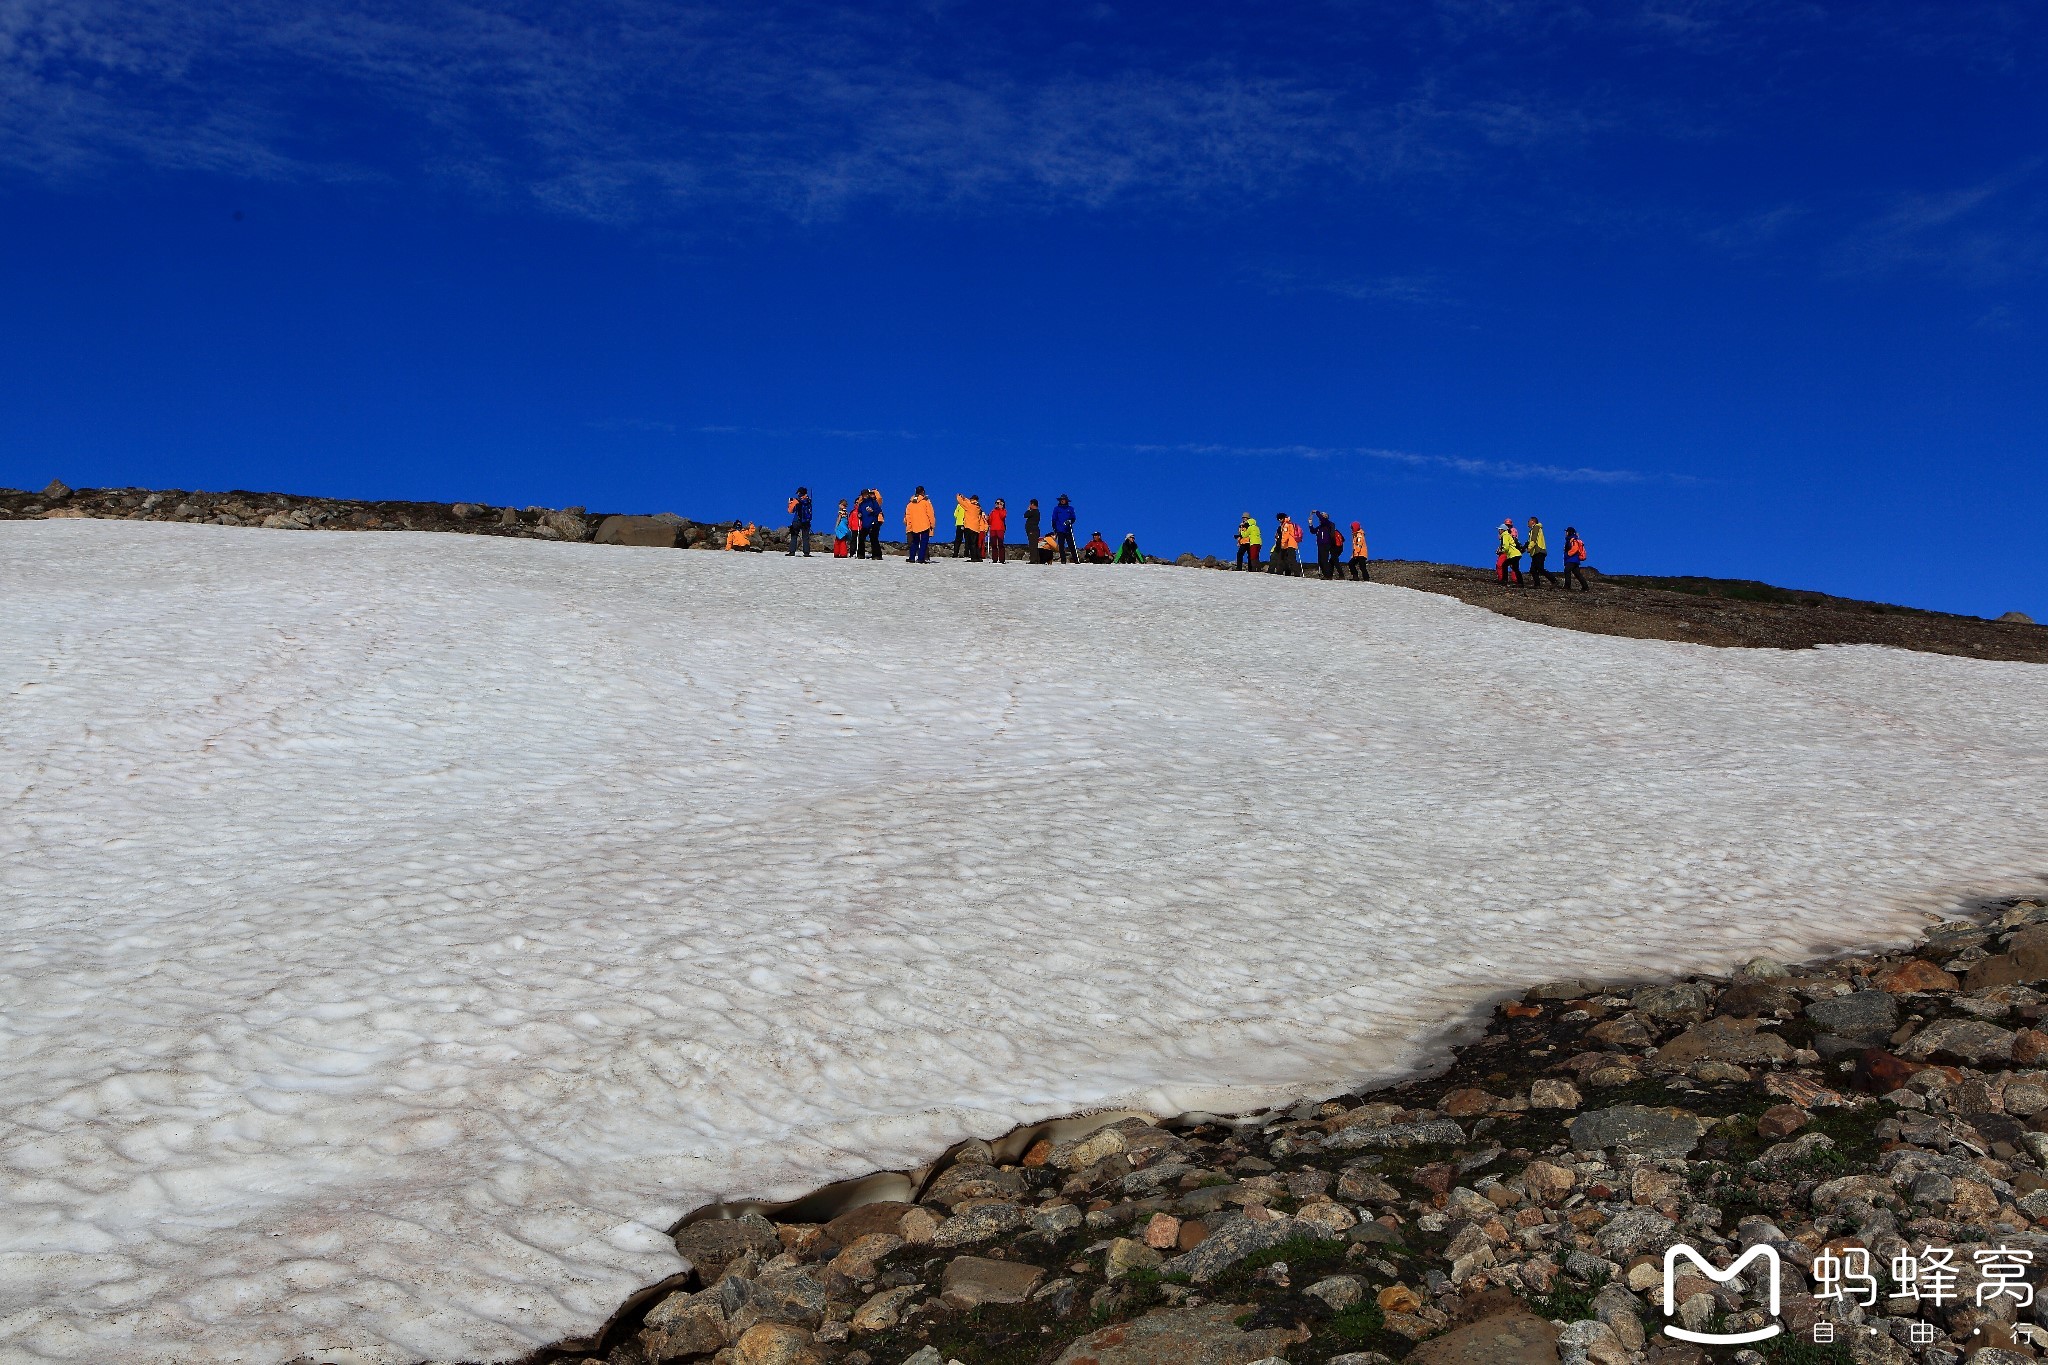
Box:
[1495, 518, 1524, 587]
[1235, 513, 1262, 570]
[951, 494, 971, 558]
[1525, 515, 1557, 588]
[1347, 521, 1370, 581]
[903, 487, 937, 563]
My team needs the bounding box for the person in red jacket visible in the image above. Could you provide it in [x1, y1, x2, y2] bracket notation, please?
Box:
[1081, 531, 1113, 564]
[987, 499, 1008, 563]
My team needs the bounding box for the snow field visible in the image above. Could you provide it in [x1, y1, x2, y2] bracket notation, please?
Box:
[3, 519, 2047, 1363]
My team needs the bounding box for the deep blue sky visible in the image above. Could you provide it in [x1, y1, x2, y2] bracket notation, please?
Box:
[2, 2, 2043, 615]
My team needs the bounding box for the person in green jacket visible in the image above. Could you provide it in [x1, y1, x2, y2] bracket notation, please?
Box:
[1495, 519, 1524, 587]
[1236, 514, 1262, 570]
[1525, 515, 1558, 588]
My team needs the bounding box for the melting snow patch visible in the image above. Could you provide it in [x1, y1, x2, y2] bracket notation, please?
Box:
[3, 519, 2047, 1362]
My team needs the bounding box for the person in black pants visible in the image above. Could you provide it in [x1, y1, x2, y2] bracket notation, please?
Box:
[1052, 494, 1077, 564]
[785, 486, 813, 556]
[1023, 499, 1042, 559]
[855, 489, 884, 559]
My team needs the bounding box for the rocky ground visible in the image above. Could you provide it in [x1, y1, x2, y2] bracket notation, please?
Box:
[7, 480, 2043, 664]
[519, 894, 2048, 1365]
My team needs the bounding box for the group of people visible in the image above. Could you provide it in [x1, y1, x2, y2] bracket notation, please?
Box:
[748, 487, 1590, 589]
[1234, 511, 1370, 581]
[759, 488, 1143, 566]
[1494, 516, 1590, 590]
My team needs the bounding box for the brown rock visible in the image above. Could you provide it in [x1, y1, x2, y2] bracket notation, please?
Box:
[641, 1289, 728, 1358]
[1853, 1047, 1920, 1092]
[673, 1214, 780, 1282]
[1875, 959, 1959, 994]
[848, 1284, 919, 1332]
[1528, 1078, 1582, 1110]
[940, 1255, 1046, 1310]
[1586, 1016, 1654, 1050]
[1050, 1301, 1307, 1365]
[2015, 1028, 2048, 1065]
[1142, 1213, 1181, 1249]
[827, 1232, 902, 1281]
[1440, 1088, 1500, 1117]
[1652, 1016, 1794, 1068]
[1378, 1284, 1423, 1314]
[1022, 1139, 1055, 1167]
[1407, 1306, 1560, 1364]
[1756, 1104, 1809, 1140]
[820, 1201, 915, 1250]
[2012, 925, 2048, 978]
[1520, 1160, 1575, 1205]
[727, 1322, 821, 1365]
[1967, 954, 2028, 991]
[1176, 1218, 1210, 1252]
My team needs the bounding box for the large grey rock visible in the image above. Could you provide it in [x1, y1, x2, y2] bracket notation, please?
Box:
[1568, 1105, 1710, 1158]
[1632, 983, 1712, 1021]
[1169, 1214, 1322, 1283]
[1902, 1017, 2016, 1064]
[673, 1213, 780, 1281]
[1805, 990, 1899, 1044]
[1652, 1016, 1794, 1068]
[1050, 1302, 1307, 1365]
[940, 1255, 1045, 1309]
[1325, 1118, 1465, 1150]
[929, 1201, 1024, 1247]
[596, 514, 682, 548]
[1595, 1207, 1676, 1258]
[2000, 612, 2035, 625]
[641, 1288, 728, 1357]
[728, 1267, 828, 1332]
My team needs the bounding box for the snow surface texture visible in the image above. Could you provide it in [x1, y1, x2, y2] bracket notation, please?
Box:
[4, 520, 2048, 1363]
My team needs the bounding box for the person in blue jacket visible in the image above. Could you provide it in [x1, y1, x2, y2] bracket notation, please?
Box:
[855, 489, 884, 560]
[785, 486, 813, 557]
[1051, 494, 1077, 564]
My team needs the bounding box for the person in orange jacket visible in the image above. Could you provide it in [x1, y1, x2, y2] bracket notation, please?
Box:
[987, 498, 1009, 563]
[903, 487, 937, 563]
[1348, 521, 1370, 581]
[1269, 512, 1303, 576]
[1562, 525, 1590, 591]
[1034, 531, 1057, 564]
[725, 520, 758, 551]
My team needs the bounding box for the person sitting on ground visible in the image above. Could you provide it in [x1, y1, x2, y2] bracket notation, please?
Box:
[1034, 532, 1057, 564]
[726, 520, 759, 551]
[1114, 533, 1141, 564]
[1348, 521, 1370, 581]
[1082, 531, 1113, 564]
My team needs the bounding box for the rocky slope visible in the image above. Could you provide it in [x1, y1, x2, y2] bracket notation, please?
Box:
[537, 895, 2048, 1365]
[7, 480, 2042, 664]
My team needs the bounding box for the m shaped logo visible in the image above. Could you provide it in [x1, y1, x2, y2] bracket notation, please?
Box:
[1663, 1243, 1782, 1345]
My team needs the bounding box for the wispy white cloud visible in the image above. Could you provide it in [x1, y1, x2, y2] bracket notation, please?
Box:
[1105, 441, 1673, 484]
[1834, 161, 2048, 286]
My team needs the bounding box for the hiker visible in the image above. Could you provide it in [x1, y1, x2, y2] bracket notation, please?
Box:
[1052, 495, 1078, 564]
[988, 499, 1008, 563]
[1034, 532, 1057, 564]
[1081, 531, 1113, 564]
[1114, 533, 1141, 564]
[1235, 514, 1263, 570]
[1310, 510, 1342, 580]
[725, 520, 759, 551]
[1271, 513, 1302, 576]
[855, 489, 884, 560]
[951, 495, 971, 557]
[1525, 515, 1557, 588]
[1563, 526, 1590, 591]
[966, 495, 987, 561]
[832, 500, 850, 557]
[1495, 518, 1523, 587]
[1023, 498, 1042, 554]
[785, 487, 813, 557]
[904, 487, 936, 564]
[1348, 521, 1370, 581]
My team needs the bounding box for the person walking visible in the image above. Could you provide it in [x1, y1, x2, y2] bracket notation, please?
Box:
[903, 486, 936, 563]
[1348, 521, 1370, 581]
[1525, 515, 1557, 588]
[988, 498, 1008, 563]
[1023, 498, 1042, 556]
[832, 499, 850, 557]
[1495, 518, 1524, 587]
[856, 488, 885, 560]
[1562, 526, 1590, 591]
[1051, 495, 1078, 564]
[1270, 512, 1302, 576]
[784, 487, 813, 556]
[1310, 510, 1342, 579]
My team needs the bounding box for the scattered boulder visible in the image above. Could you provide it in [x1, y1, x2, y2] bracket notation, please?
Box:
[940, 1255, 1045, 1309]
[1406, 1306, 1559, 1364]
[673, 1213, 780, 1281]
[596, 514, 682, 548]
[1568, 1105, 1710, 1158]
[1651, 1016, 1794, 1068]
[1050, 1302, 1308, 1365]
[1902, 1017, 2016, 1065]
[1804, 990, 1898, 1044]
[2000, 611, 2035, 624]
